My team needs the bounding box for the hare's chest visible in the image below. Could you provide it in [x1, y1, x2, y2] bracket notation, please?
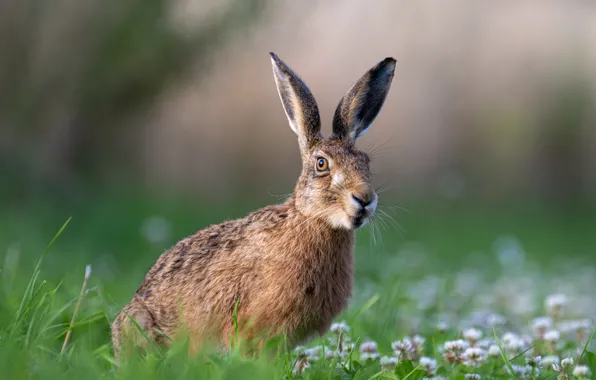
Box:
[246, 236, 354, 341]
[289, 248, 354, 333]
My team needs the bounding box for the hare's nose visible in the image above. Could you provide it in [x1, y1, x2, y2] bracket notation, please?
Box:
[350, 185, 376, 209]
[351, 193, 372, 207]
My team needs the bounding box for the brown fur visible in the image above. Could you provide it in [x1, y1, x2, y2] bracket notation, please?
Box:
[111, 53, 396, 358]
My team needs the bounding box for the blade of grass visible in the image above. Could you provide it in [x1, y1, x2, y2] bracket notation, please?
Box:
[123, 310, 151, 343]
[13, 217, 71, 326]
[60, 264, 92, 355]
[403, 364, 422, 380]
[579, 328, 596, 363]
[350, 294, 380, 323]
[367, 370, 395, 380]
[24, 290, 52, 348]
[232, 296, 240, 347]
[493, 326, 519, 379]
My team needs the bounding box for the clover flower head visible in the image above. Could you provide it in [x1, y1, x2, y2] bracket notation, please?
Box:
[419, 357, 438, 375]
[360, 340, 378, 353]
[543, 329, 560, 343]
[540, 355, 560, 368]
[545, 294, 567, 316]
[526, 356, 541, 367]
[488, 344, 501, 357]
[462, 328, 483, 343]
[573, 365, 591, 378]
[330, 321, 350, 334]
[380, 356, 398, 371]
[560, 357, 574, 368]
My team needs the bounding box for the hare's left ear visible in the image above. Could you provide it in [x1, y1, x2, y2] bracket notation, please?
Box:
[270, 52, 322, 156]
[331, 57, 396, 144]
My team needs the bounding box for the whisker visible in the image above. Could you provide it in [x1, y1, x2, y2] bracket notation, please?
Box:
[378, 203, 412, 214]
[266, 189, 293, 200]
[366, 216, 384, 251]
[376, 209, 405, 236]
[364, 139, 398, 161]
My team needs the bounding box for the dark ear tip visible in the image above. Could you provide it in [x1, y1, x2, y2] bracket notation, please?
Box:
[269, 52, 290, 76]
[380, 57, 397, 70]
[269, 52, 283, 66]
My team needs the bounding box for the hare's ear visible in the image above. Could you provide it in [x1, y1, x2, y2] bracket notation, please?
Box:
[270, 52, 322, 155]
[331, 57, 396, 144]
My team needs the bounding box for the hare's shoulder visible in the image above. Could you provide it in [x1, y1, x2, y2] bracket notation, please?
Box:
[191, 202, 292, 245]
[135, 203, 293, 294]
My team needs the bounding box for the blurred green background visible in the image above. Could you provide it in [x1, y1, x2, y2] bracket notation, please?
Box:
[1, 0, 596, 374]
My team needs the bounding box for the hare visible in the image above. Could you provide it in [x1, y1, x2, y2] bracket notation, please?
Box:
[111, 52, 396, 357]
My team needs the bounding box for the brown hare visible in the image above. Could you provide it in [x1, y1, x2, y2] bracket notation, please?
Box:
[111, 52, 396, 357]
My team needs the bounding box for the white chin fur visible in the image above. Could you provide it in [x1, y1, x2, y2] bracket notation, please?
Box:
[327, 212, 353, 230]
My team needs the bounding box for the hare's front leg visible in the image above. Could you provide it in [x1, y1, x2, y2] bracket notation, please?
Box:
[111, 298, 167, 358]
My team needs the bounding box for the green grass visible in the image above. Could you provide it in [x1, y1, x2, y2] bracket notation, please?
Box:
[1, 190, 596, 379]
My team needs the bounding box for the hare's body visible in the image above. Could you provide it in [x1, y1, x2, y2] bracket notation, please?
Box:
[112, 199, 353, 353]
[112, 53, 396, 357]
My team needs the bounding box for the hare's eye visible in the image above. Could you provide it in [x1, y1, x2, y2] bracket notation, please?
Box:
[315, 157, 329, 172]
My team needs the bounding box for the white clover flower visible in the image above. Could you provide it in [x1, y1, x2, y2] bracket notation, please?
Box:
[560, 357, 574, 368]
[486, 313, 507, 326]
[380, 356, 398, 371]
[360, 340, 378, 353]
[325, 350, 336, 360]
[558, 319, 593, 334]
[502, 332, 525, 353]
[488, 344, 501, 357]
[330, 321, 350, 334]
[360, 352, 380, 361]
[464, 375, 481, 380]
[420, 357, 438, 375]
[543, 329, 560, 342]
[464, 347, 488, 360]
[540, 355, 560, 368]
[531, 316, 553, 338]
[545, 294, 567, 316]
[327, 349, 349, 361]
[412, 334, 426, 348]
[293, 358, 310, 375]
[304, 346, 322, 361]
[392, 339, 413, 356]
[444, 339, 469, 352]
[576, 319, 593, 331]
[502, 332, 518, 344]
[526, 356, 541, 367]
[462, 347, 488, 367]
[442, 339, 469, 363]
[293, 345, 305, 355]
[341, 341, 355, 353]
[573, 365, 591, 378]
[462, 328, 483, 343]
[532, 316, 553, 329]
[359, 340, 379, 361]
[508, 364, 533, 378]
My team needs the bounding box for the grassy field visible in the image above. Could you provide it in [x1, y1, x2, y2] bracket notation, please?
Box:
[1, 189, 596, 379]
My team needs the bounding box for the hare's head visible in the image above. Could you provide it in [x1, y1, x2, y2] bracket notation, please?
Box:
[270, 53, 395, 230]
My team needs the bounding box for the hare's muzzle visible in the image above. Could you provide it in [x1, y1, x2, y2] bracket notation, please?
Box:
[348, 184, 377, 228]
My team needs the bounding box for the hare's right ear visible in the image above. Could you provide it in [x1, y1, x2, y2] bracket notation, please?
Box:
[331, 57, 396, 145]
[270, 52, 322, 155]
